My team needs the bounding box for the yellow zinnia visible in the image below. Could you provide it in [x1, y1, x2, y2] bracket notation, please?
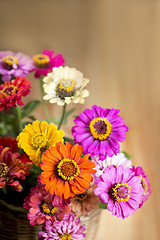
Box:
[17, 120, 64, 165]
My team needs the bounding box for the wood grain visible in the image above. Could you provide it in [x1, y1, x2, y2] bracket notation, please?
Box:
[0, 0, 159, 239]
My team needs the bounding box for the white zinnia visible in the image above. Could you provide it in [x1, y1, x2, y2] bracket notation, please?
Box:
[92, 153, 132, 178]
[43, 66, 89, 105]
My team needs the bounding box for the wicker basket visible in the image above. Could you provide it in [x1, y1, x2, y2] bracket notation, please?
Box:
[0, 201, 41, 240]
[0, 200, 101, 240]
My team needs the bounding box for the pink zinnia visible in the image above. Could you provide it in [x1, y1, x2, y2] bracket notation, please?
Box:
[132, 166, 151, 208]
[33, 49, 65, 78]
[38, 213, 86, 240]
[0, 76, 31, 111]
[0, 50, 34, 81]
[23, 183, 71, 225]
[72, 105, 128, 160]
[94, 165, 143, 219]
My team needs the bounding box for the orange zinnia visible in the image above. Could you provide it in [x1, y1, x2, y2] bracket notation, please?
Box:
[40, 142, 96, 199]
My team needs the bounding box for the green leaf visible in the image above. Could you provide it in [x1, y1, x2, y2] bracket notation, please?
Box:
[64, 137, 74, 144]
[27, 165, 42, 187]
[99, 201, 107, 209]
[21, 100, 41, 118]
[22, 121, 32, 128]
[122, 151, 132, 160]
[28, 115, 37, 121]
[51, 108, 75, 125]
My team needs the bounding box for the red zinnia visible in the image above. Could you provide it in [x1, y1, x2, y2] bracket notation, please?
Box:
[0, 146, 32, 191]
[0, 136, 18, 153]
[0, 76, 31, 111]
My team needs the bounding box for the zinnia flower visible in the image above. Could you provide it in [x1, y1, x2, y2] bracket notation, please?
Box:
[43, 66, 89, 106]
[0, 50, 34, 81]
[0, 146, 32, 191]
[0, 136, 32, 164]
[33, 49, 65, 78]
[94, 165, 143, 219]
[70, 183, 100, 217]
[24, 184, 71, 225]
[0, 76, 31, 111]
[92, 152, 132, 178]
[0, 136, 18, 153]
[24, 179, 70, 210]
[72, 105, 128, 160]
[132, 166, 151, 208]
[40, 142, 96, 199]
[17, 120, 64, 165]
[38, 213, 86, 240]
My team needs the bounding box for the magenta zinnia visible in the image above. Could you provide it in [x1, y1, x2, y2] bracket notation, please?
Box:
[94, 165, 143, 219]
[72, 105, 128, 160]
[0, 76, 31, 111]
[38, 213, 86, 240]
[33, 49, 65, 78]
[0, 50, 34, 81]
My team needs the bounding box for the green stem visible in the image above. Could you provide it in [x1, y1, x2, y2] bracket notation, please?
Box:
[58, 104, 66, 130]
[0, 112, 8, 136]
[39, 77, 51, 123]
[15, 105, 23, 133]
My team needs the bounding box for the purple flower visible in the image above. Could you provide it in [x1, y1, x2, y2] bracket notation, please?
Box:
[132, 166, 151, 208]
[72, 105, 128, 160]
[94, 165, 143, 219]
[33, 49, 65, 78]
[0, 51, 35, 81]
[38, 213, 86, 240]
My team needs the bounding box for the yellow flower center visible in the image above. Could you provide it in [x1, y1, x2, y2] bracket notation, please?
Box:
[140, 176, 148, 193]
[59, 234, 72, 240]
[56, 78, 76, 99]
[41, 200, 58, 215]
[75, 192, 87, 201]
[33, 54, 50, 68]
[0, 163, 8, 178]
[2, 56, 18, 70]
[31, 134, 47, 149]
[59, 78, 76, 92]
[89, 117, 111, 140]
[57, 158, 80, 181]
[1, 85, 18, 97]
[111, 183, 131, 202]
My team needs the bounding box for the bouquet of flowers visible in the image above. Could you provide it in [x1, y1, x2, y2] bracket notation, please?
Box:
[0, 49, 151, 240]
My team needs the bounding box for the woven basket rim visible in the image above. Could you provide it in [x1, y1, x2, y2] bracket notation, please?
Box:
[0, 199, 27, 213]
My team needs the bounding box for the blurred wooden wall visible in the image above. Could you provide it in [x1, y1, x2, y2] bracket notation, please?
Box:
[0, 0, 159, 239]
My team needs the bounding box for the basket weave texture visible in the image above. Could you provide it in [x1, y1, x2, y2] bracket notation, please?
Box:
[0, 200, 101, 240]
[0, 201, 41, 240]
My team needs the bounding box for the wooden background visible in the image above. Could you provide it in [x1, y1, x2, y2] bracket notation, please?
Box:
[0, 0, 159, 239]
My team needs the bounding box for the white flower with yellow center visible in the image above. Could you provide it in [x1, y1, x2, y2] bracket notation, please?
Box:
[43, 66, 89, 105]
